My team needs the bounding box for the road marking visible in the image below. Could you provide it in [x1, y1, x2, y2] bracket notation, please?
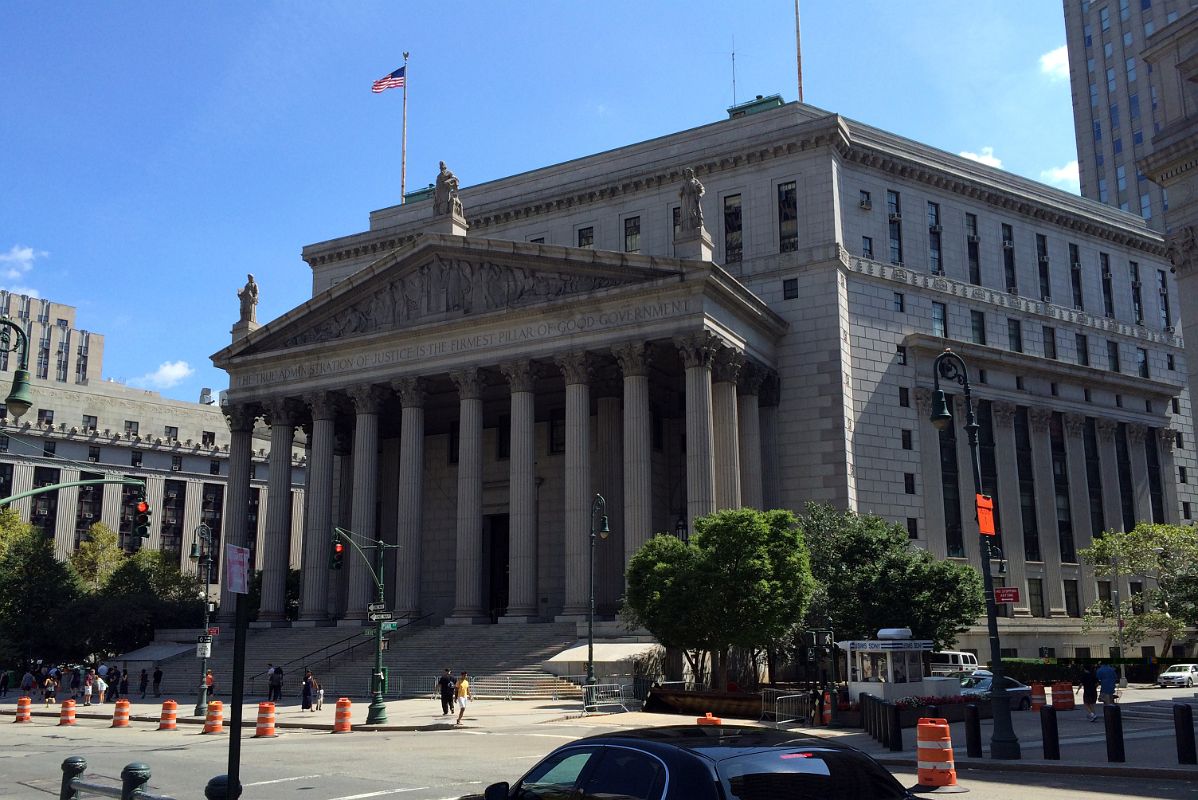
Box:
[520, 733, 582, 740]
[245, 774, 323, 786]
[325, 789, 428, 800]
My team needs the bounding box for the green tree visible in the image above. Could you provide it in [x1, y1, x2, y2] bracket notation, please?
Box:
[798, 503, 985, 650]
[1080, 522, 1198, 656]
[0, 507, 33, 562]
[0, 528, 84, 662]
[624, 508, 815, 690]
[70, 522, 125, 590]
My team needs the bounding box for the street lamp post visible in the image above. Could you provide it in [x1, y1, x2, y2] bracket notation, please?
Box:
[930, 348, 1021, 760]
[587, 493, 610, 686]
[0, 316, 34, 419]
[189, 524, 216, 717]
[1111, 555, 1128, 689]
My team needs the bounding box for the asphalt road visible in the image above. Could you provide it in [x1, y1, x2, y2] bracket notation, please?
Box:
[2, 714, 1197, 800]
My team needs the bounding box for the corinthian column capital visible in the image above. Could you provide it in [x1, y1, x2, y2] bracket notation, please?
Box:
[674, 331, 720, 369]
[392, 376, 427, 408]
[612, 341, 650, 378]
[555, 351, 592, 386]
[500, 360, 538, 393]
[450, 367, 484, 400]
[224, 403, 259, 432]
[347, 384, 387, 415]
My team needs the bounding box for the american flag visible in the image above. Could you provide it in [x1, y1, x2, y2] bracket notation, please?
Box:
[372, 65, 406, 93]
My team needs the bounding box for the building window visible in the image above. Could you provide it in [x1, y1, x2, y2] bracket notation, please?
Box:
[577, 226, 593, 249]
[1107, 340, 1121, 372]
[1015, 406, 1040, 561]
[131, 450, 143, 468]
[970, 310, 986, 345]
[896, 346, 907, 366]
[37, 409, 54, 426]
[1146, 428, 1165, 523]
[1007, 319, 1023, 352]
[1116, 423, 1137, 530]
[938, 398, 964, 557]
[778, 181, 798, 252]
[1002, 224, 1017, 292]
[82, 414, 98, 431]
[1159, 269, 1172, 329]
[209, 460, 220, 475]
[671, 207, 681, 246]
[549, 409, 566, 454]
[1043, 326, 1057, 359]
[1185, 502, 1192, 520]
[906, 518, 918, 539]
[0, 435, 9, 452]
[899, 387, 910, 408]
[171, 455, 183, 472]
[859, 189, 872, 209]
[623, 216, 640, 253]
[1130, 261, 1144, 324]
[1050, 413, 1076, 562]
[782, 278, 798, 299]
[88, 445, 100, 462]
[1173, 397, 1181, 414]
[165, 425, 178, 440]
[723, 194, 742, 263]
[893, 292, 905, 313]
[904, 472, 915, 494]
[124, 420, 139, 436]
[887, 190, 903, 264]
[1084, 418, 1106, 537]
[1137, 347, 1149, 378]
[1069, 243, 1084, 308]
[862, 236, 874, 259]
[1036, 233, 1051, 300]
[901, 429, 913, 450]
[1181, 466, 1188, 485]
[1065, 580, 1081, 618]
[1167, 354, 1175, 370]
[1076, 333, 1090, 366]
[928, 202, 942, 273]
[201, 431, 216, 447]
[44, 440, 56, 458]
[1028, 578, 1045, 618]
[1101, 253, 1114, 317]
[966, 213, 981, 285]
[932, 302, 947, 337]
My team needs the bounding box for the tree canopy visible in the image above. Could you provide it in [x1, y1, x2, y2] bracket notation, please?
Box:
[70, 522, 125, 590]
[624, 508, 814, 689]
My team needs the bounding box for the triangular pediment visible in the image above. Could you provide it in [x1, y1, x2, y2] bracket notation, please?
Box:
[218, 234, 685, 361]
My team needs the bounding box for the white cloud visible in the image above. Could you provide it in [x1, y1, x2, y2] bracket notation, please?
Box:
[0, 244, 48, 281]
[0, 285, 40, 297]
[1040, 160, 1081, 193]
[131, 360, 195, 390]
[959, 147, 1003, 169]
[1039, 45, 1070, 81]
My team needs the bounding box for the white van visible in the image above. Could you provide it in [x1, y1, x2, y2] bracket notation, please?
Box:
[929, 651, 980, 676]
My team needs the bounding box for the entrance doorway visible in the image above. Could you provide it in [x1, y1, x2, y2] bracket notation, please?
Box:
[483, 514, 510, 623]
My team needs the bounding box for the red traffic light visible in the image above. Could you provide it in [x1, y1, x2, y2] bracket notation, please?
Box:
[334, 542, 344, 554]
[136, 500, 150, 514]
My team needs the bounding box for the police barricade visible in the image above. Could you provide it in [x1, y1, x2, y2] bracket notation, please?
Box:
[770, 693, 813, 729]
[583, 683, 630, 714]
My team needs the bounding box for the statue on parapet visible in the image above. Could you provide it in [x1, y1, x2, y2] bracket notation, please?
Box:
[434, 160, 464, 217]
[679, 167, 705, 234]
[237, 273, 259, 323]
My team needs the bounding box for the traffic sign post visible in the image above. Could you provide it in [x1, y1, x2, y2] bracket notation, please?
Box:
[994, 587, 1020, 604]
[367, 602, 386, 612]
[368, 611, 393, 622]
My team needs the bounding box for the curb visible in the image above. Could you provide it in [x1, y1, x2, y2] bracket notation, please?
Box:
[875, 755, 1198, 781]
[16, 708, 478, 733]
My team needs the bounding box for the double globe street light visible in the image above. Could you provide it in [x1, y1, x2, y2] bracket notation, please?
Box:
[586, 493, 610, 687]
[929, 348, 1021, 760]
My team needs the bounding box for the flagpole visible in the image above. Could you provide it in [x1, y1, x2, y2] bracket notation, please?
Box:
[794, 0, 804, 103]
[401, 51, 409, 203]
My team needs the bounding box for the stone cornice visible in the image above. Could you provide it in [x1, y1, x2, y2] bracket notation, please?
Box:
[849, 254, 1183, 349]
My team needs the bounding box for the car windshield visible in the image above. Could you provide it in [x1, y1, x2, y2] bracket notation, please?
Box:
[1163, 666, 1192, 674]
[960, 675, 988, 689]
[717, 748, 909, 800]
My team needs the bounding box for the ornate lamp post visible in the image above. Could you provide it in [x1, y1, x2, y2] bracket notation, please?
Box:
[0, 317, 34, 419]
[1111, 555, 1128, 688]
[189, 524, 216, 717]
[587, 493, 610, 686]
[929, 348, 1021, 760]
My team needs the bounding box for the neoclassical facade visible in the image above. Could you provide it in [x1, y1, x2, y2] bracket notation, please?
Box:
[215, 99, 1195, 656]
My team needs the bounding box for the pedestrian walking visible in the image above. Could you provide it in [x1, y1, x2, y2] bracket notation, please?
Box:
[95, 674, 108, 704]
[42, 674, 58, 706]
[438, 668, 456, 716]
[316, 682, 324, 711]
[82, 670, 94, 706]
[301, 670, 317, 712]
[1096, 661, 1118, 708]
[108, 666, 121, 701]
[0, 668, 9, 698]
[454, 671, 471, 726]
[205, 669, 216, 698]
[1079, 664, 1099, 721]
[70, 667, 81, 700]
[139, 669, 149, 698]
[20, 668, 35, 697]
[119, 670, 129, 700]
[268, 664, 284, 702]
[152, 665, 163, 697]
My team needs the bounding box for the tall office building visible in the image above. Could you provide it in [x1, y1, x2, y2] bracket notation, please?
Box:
[1064, 0, 1198, 229]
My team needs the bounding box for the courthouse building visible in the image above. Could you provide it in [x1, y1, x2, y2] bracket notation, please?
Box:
[214, 97, 1195, 657]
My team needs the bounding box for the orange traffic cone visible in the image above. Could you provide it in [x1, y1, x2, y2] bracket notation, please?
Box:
[111, 699, 131, 728]
[333, 698, 352, 733]
[254, 702, 278, 738]
[915, 717, 967, 793]
[13, 696, 31, 723]
[158, 700, 178, 731]
[203, 700, 224, 734]
[58, 700, 76, 726]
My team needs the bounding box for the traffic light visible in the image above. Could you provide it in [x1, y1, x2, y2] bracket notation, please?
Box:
[134, 494, 152, 538]
[330, 532, 344, 570]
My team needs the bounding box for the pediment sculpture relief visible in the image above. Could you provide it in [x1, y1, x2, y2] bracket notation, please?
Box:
[284, 257, 630, 347]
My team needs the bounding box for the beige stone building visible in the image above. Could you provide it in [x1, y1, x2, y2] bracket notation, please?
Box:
[214, 98, 1194, 658]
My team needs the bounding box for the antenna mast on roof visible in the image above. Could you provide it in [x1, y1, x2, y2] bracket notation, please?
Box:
[795, 0, 804, 103]
[731, 35, 737, 107]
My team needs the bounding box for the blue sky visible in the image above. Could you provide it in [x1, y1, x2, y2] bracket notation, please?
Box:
[1, 1, 1077, 403]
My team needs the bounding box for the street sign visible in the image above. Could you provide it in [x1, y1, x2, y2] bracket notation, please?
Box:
[994, 587, 1020, 604]
[367, 602, 386, 612]
[976, 493, 996, 536]
[197, 634, 212, 643]
[208, 627, 220, 636]
[368, 611, 394, 622]
[381, 621, 399, 632]
[226, 543, 251, 594]
[196, 642, 211, 658]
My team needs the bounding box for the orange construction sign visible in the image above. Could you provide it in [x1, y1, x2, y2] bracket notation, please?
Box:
[976, 493, 995, 535]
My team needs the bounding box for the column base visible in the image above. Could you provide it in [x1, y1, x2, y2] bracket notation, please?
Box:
[293, 618, 334, 628]
[444, 615, 491, 626]
[498, 615, 540, 624]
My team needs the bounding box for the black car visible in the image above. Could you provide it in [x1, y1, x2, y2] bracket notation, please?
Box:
[480, 724, 914, 799]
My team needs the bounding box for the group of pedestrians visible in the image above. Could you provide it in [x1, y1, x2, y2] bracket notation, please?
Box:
[437, 668, 472, 726]
[1078, 661, 1120, 722]
[4, 662, 164, 707]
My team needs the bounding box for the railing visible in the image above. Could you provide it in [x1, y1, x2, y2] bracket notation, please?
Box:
[760, 689, 813, 728]
[462, 674, 585, 701]
[60, 757, 176, 800]
[583, 683, 630, 714]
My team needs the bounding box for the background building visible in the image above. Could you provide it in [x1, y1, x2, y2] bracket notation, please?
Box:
[1064, 0, 1198, 228]
[0, 290, 307, 599]
[216, 97, 1195, 658]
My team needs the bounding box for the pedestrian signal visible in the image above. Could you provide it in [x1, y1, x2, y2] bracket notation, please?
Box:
[331, 533, 345, 570]
[134, 495, 152, 538]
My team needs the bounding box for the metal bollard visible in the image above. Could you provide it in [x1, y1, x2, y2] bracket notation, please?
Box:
[1103, 704, 1125, 763]
[60, 757, 86, 800]
[888, 703, 904, 752]
[120, 763, 152, 800]
[964, 704, 982, 758]
[1039, 705, 1060, 760]
[1175, 704, 1197, 765]
[924, 704, 938, 720]
[204, 774, 243, 799]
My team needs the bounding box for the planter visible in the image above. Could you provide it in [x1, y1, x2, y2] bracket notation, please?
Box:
[643, 688, 764, 719]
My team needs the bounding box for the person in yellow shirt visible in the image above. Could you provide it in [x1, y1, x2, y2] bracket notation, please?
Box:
[454, 671, 471, 726]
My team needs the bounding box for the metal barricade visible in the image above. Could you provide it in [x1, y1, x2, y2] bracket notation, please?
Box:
[771, 694, 812, 729]
[583, 683, 630, 714]
[60, 757, 176, 800]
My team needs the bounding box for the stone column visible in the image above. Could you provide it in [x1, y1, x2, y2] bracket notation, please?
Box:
[614, 343, 652, 568]
[711, 346, 743, 510]
[1063, 414, 1093, 556]
[299, 393, 337, 624]
[595, 388, 623, 615]
[393, 378, 426, 617]
[1096, 419, 1125, 532]
[500, 362, 538, 621]
[557, 351, 593, 619]
[737, 363, 765, 511]
[449, 368, 486, 623]
[990, 401, 1030, 616]
[914, 389, 948, 559]
[759, 373, 781, 509]
[342, 385, 385, 622]
[52, 467, 80, 561]
[1127, 423, 1153, 524]
[952, 397, 980, 565]
[1158, 428, 1181, 523]
[219, 403, 257, 622]
[676, 332, 718, 529]
[258, 398, 296, 624]
[1028, 407, 1066, 615]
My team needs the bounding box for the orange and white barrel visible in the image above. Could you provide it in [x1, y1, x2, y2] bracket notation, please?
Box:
[821, 690, 832, 725]
[58, 700, 76, 726]
[333, 697, 352, 733]
[158, 700, 178, 731]
[13, 696, 32, 723]
[254, 702, 278, 738]
[1051, 682, 1075, 710]
[1030, 683, 1046, 711]
[915, 717, 960, 790]
[111, 699, 131, 728]
[203, 700, 224, 734]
